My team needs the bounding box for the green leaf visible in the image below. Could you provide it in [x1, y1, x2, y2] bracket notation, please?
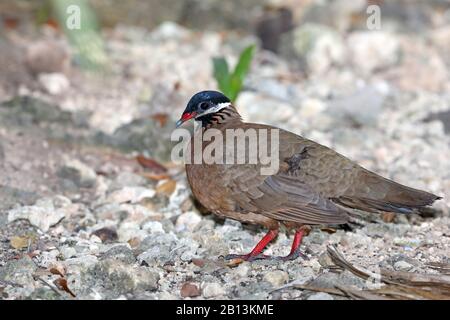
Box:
[212, 44, 255, 102]
[232, 44, 255, 83]
[228, 75, 242, 102]
[212, 57, 231, 96]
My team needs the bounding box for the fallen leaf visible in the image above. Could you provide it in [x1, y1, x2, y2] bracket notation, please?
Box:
[10, 236, 30, 249]
[140, 172, 171, 181]
[136, 155, 167, 173]
[54, 278, 76, 297]
[127, 237, 141, 249]
[180, 282, 201, 298]
[151, 113, 169, 127]
[49, 264, 66, 277]
[381, 212, 396, 223]
[156, 179, 176, 196]
[320, 227, 337, 234]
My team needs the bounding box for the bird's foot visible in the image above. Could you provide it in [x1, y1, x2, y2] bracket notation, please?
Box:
[222, 253, 272, 262]
[272, 248, 309, 262]
[222, 249, 308, 263]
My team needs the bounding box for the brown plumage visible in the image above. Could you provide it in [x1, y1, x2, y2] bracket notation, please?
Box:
[177, 91, 441, 261]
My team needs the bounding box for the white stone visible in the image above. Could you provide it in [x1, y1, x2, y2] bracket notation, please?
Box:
[347, 31, 400, 74]
[175, 211, 202, 232]
[142, 221, 165, 234]
[38, 73, 70, 95]
[8, 196, 71, 232]
[307, 292, 334, 300]
[106, 187, 155, 204]
[202, 282, 225, 298]
[263, 270, 289, 287]
[394, 261, 413, 271]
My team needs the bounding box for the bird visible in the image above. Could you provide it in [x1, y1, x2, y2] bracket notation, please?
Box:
[176, 90, 441, 261]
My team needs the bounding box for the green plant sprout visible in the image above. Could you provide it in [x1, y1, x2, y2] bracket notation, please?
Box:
[212, 44, 255, 102]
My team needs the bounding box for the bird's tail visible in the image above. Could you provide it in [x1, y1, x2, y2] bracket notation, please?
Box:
[332, 171, 441, 214]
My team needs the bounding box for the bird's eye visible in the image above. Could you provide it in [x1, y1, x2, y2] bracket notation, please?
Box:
[199, 102, 209, 110]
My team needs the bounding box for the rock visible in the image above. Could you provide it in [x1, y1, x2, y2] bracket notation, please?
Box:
[25, 40, 70, 76]
[60, 246, 77, 259]
[141, 220, 165, 233]
[137, 246, 172, 266]
[347, 31, 400, 74]
[237, 91, 295, 124]
[394, 260, 414, 271]
[106, 187, 155, 204]
[424, 110, 450, 134]
[117, 222, 147, 242]
[98, 118, 176, 162]
[263, 270, 289, 287]
[328, 86, 386, 127]
[9, 236, 30, 249]
[110, 172, 148, 189]
[136, 233, 178, 264]
[175, 211, 202, 232]
[0, 256, 37, 286]
[0, 186, 38, 212]
[309, 270, 365, 290]
[0, 141, 4, 160]
[95, 203, 159, 223]
[101, 245, 136, 264]
[256, 7, 294, 53]
[307, 292, 334, 300]
[91, 227, 118, 243]
[38, 73, 70, 95]
[180, 282, 201, 298]
[2, 96, 73, 125]
[150, 21, 190, 41]
[80, 259, 159, 298]
[58, 159, 97, 188]
[280, 23, 346, 75]
[202, 282, 225, 298]
[8, 196, 71, 232]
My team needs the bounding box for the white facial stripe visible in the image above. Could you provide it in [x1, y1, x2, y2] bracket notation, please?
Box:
[195, 102, 231, 119]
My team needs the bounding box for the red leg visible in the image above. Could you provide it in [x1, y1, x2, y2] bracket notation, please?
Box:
[224, 229, 279, 261]
[276, 228, 307, 261]
[288, 229, 305, 255]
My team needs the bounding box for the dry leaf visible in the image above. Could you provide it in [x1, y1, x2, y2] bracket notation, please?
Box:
[156, 179, 176, 196]
[127, 237, 141, 249]
[140, 172, 171, 181]
[54, 278, 76, 297]
[49, 265, 66, 277]
[151, 113, 169, 127]
[136, 155, 167, 173]
[381, 212, 396, 223]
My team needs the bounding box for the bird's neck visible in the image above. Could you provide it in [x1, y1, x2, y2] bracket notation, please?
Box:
[197, 106, 242, 128]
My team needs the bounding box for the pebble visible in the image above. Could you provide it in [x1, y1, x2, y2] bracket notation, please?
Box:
[58, 159, 97, 188]
[263, 270, 290, 287]
[7, 196, 71, 232]
[175, 211, 202, 232]
[180, 282, 201, 298]
[347, 31, 400, 74]
[106, 187, 155, 204]
[307, 292, 334, 300]
[202, 282, 226, 298]
[394, 261, 414, 271]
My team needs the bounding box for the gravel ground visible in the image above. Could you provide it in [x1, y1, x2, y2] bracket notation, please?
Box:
[0, 15, 449, 300]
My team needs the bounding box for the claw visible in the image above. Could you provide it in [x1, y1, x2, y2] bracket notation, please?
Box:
[223, 253, 272, 262]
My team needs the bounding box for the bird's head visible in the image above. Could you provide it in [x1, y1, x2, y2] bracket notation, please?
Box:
[176, 90, 231, 127]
